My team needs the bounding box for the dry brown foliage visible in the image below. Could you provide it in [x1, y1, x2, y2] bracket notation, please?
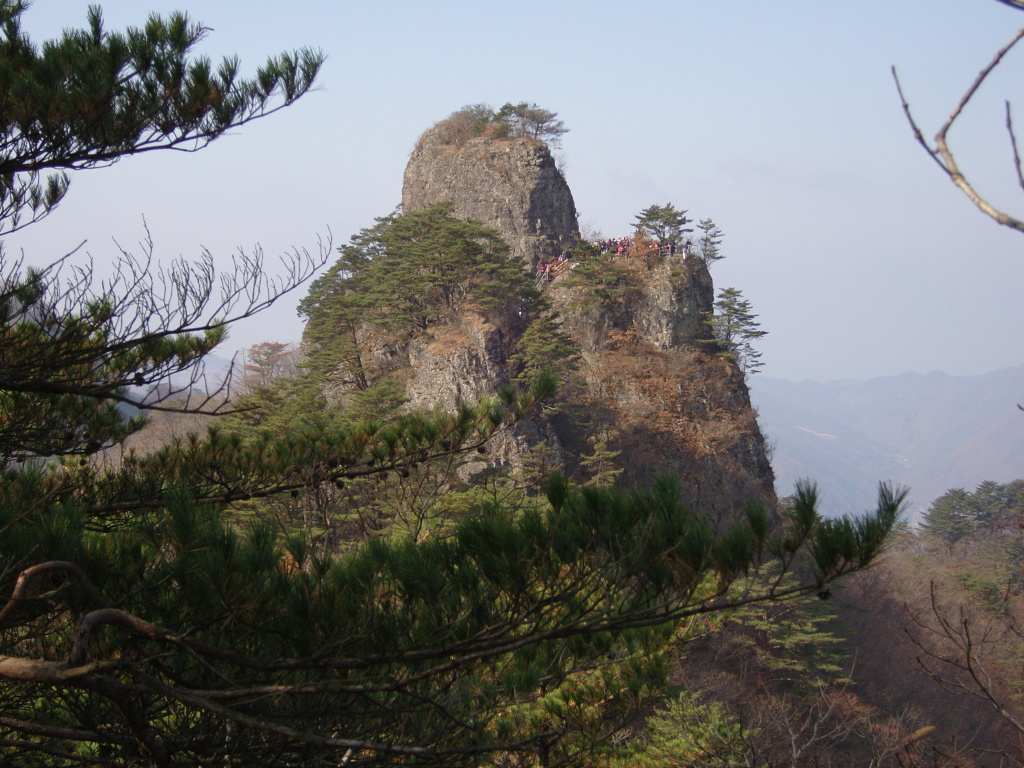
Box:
[831, 536, 1024, 763]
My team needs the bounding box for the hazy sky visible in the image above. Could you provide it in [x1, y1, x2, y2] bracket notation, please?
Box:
[11, 1, 1024, 381]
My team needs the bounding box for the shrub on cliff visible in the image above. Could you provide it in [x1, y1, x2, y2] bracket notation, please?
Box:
[418, 102, 569, 151]
[300, 202, 555, 397]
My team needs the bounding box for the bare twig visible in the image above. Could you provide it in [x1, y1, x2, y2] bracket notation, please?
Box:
[907, 582, 1024, 739]
[893, 23, 1024, 234]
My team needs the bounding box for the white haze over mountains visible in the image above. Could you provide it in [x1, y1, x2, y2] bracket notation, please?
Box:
[750, 365, 1024, 520]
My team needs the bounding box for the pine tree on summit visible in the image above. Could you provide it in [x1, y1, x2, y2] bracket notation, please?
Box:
[633, 202, 693, 246]
[493, 101, 569, 146]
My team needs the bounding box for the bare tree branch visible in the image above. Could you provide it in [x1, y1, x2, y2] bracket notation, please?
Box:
[0, 560, 109, 627]
[893, 21, 1024, 234]
[906, 582, 1024, 739]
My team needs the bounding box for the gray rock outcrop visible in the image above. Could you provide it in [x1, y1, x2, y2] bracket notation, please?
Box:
[308, 117, 776, 517]
[402, 131, 578, 266]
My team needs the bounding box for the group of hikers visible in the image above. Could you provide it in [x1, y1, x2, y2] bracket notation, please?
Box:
[592, 236, 634, 256]
[534, 234, 689, 286]
[592, 236, 689, 258]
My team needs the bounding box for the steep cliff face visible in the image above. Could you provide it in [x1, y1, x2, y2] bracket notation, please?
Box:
[310, 121, 775, 516]
[402, 129, 578, 267]
[543, 254, 775, 516]
[399, 311, 557, 477]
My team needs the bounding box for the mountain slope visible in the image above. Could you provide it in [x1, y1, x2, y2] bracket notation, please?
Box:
[751, 365, 1024, 516]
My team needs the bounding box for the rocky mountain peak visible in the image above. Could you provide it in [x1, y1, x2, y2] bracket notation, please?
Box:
[402, 122, 578, 267]
[307, 111, 776, 517]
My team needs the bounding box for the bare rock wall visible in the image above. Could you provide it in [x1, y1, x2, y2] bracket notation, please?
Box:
[402, 132, 578, 266]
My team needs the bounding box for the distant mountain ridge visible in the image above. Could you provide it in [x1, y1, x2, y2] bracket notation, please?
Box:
[750, 365, 1024, 518]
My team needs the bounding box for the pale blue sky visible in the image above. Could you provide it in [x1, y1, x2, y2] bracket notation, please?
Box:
[11, 1, 1024, 381]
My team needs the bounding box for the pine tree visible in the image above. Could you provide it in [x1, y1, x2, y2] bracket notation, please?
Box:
[703, 287, 768, 375]
[633, 203, 693, 246]
[304, 203, 537, 342]
[972, 479, 1009, 528]
[493, 102, 569, 146]
[0, 1, 324, 460]
[696, 217, 726, 267]
[921, 487, 977, 545]
[579, 430, 624, 487]
[510, 314, 577, 385]
[0, 2, 321, 236]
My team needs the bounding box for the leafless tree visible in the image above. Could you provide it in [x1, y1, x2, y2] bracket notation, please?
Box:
[0, 231, 329, 460]
[239, 340, 301, 391]
[906, 582, 1024, 765]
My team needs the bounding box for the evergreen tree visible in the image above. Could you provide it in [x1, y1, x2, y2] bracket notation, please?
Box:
[0, 1, 324, 460]
[418, 103, 568, 150]
[972, 479, 1009, 528]
[1001, 479, 1024, 530]
[633, 203, 693, 246]
[0, 2, 321, 236]
[921, 487, 977, 545]
[703, 287, 768, 375]
[696, 217, 726, 267]
[510, 314, 577, 385]
[493, 101, 569, 146]
[0, 455, 905, 766]
[302, 204, 555, 396]
[579, 430, 624, 488]
[305, 203, 536, 339]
